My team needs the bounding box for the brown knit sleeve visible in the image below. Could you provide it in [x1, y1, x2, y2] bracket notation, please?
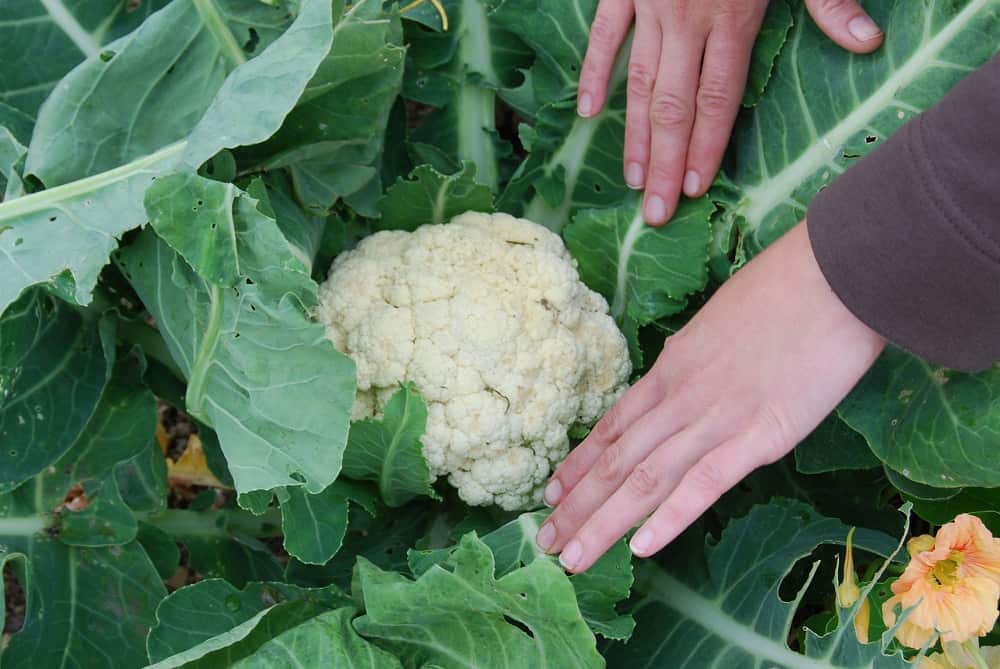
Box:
[807, 54, 1000, 373]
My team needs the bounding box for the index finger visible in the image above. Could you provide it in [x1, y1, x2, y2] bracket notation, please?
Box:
[544, 370, 666, 505]
[578, 0, 634, 117]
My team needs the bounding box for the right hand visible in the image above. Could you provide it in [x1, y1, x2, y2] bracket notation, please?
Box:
[577, 0, 884, 224]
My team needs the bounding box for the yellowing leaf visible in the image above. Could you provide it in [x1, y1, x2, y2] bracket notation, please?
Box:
[166, 434, 229, 490]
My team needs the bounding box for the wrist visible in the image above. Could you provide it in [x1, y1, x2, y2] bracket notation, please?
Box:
[799, 220, 887, 359]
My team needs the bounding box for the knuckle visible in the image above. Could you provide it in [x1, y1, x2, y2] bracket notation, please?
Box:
[655, 498, 682, 523]
[627, 63, 656, 99]
[810, 0, 852, 15]
[650, 91, 692, 129]
[653, 332, 701, 389]
[696, 79, 735, 118]
[753, 405, 797, 464]
[581, 56, 604, 80]
[713, 0, 763, 27]
[656, 333, 681, 362]
[594, 444, 624, 483]
[551, 496, 578, 526]
[589, 14, 618, 46]
[645, 162, 675, 187]
[669, 0, 693, 22]
[689, 458, 726, 494]
[626, 462, 660, 497]
[656, 328, 698, 369]
[592, 405, 622, 443]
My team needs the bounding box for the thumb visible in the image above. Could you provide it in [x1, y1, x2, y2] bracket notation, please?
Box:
[804, 0, 884, 53]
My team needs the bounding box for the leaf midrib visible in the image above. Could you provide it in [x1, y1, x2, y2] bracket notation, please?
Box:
[378, 393, 414, 504]
[38, 0, 100, 58]
[639, 571, 873, 669]
[522, 36, 630, 231]
[0, 141, 186, 221]
[0, 516, 47, 535]
[191, 0, 248, 67]
[185, 283, 225, 420]
[739, 0, 993, 228]
[611, 210, 644, 318]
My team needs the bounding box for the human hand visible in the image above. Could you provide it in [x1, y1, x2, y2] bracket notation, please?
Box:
[579, 0, 884, 224]
[535, 221, 886, 572]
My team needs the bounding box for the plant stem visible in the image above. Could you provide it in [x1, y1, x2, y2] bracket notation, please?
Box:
[185, 284, 224, 421]
[0, 516, 47, 536]
[141, 508, 282, 538]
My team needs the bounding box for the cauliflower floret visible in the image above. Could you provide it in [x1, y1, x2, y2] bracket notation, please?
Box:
[317, 211, 631, 510]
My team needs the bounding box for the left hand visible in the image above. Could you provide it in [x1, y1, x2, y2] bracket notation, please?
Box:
[535, 221, 886, 573]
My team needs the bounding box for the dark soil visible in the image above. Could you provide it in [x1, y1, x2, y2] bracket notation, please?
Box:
[3, 563, 25, 637]
[158, 400, 196, 462]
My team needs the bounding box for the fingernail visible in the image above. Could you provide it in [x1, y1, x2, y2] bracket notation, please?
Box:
[848, 15, 881, 41]
[683, 170, 700, 197]
[626, 162, 644, 189]
[630, 530, 654, 556]
[578, 92, 593, 117]
[644, 195, 666, 223]
[543, 479, 562, 506]
[536, 523, 556, 551]
[560, 539, 583, 570]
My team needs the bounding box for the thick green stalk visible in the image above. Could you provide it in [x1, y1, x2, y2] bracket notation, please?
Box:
[185, 284, 224, 420]
[455, 0, 499, 190]
[142, 507, 283, 538]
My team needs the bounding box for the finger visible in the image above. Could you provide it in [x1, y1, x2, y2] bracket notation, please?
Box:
[804, 0, 884, 53]
[579, 0, 635, 117]
[543, 370, 667, 505]
[555, 426, 715, 573]
[683, 27, 757, 198]
[628, 433, 767, 558]
[622, 14, 661, 189]
[642, 27, 706, 225]
[538, 403, 693, 555]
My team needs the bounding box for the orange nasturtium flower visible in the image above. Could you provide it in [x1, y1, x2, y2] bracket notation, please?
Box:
[883, 514, 1000, 649]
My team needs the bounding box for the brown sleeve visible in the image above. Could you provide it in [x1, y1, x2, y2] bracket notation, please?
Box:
[807, 54, 1000, 373]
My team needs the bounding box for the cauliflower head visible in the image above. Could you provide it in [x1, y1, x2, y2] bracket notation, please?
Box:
[317, 211, 631, 510]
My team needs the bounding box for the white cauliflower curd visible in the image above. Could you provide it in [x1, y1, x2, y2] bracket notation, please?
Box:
[317, 211, 631, 510]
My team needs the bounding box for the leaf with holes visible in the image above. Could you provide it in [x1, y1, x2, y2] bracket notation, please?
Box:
[0, 0, 170, 119]
[839, 346, 1000, 489]
[0, 0, 338, 317]
[402, 0, 531, 191]
[0, 482, 166, 668]
[716, 0, 1000, 264]
[146, 579, 353, 668]
[354, 532, 606, 668]
[241, 0, 405, 216]
[118, 176, 356, 499]
[408, 510, 635, 640]
[605, 499, 908, 668]
[229, 608, 403, 669]
[0, 289, 112, 493]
